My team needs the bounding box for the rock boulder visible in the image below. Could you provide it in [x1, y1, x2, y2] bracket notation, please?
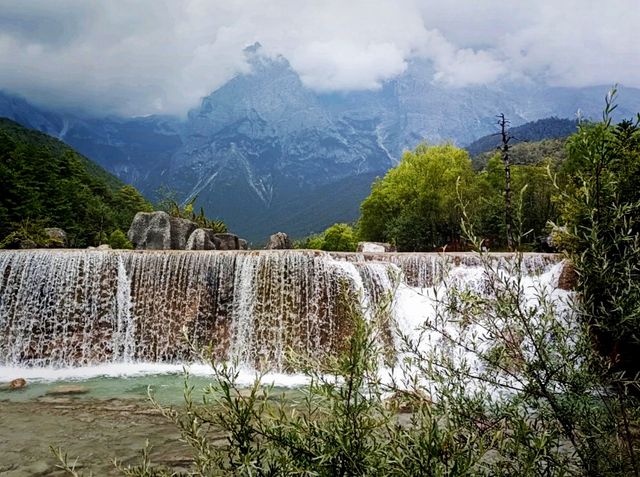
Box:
[186, 228, 217, 250]
[128, 211, 172, 249]
[239, 239, 248, 250]
[44, 227, 67, 247]
[19, 239, 37, 249]
[357, 242, 396, 253]
[169, 217, 198, 250]
[266, 232, 292, 250]
[9, 378, 26, 390]
[128, 211, 198, 250]
[213, 233, 240, 250]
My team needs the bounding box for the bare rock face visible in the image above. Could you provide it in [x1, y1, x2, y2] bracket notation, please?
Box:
[44, 227, 67, 247]
[266, 232, 292, 250]
[169, 217, 198, 250]
[357, 242, 396, 253]
[213, 233, 240, 250]
[239, 239, 248, 250]
[186, 228, 217, 250]
[128, 211, 198, 250]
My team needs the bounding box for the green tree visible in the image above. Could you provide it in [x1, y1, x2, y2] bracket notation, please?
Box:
[294, 233, 325, 250]
[359, 143, 480, 251]
[321, 223, 357, 252]
[295, 224, 357, 251]
[478, 155, 559, 249]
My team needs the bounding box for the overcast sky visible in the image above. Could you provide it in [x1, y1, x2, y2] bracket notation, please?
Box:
[0, 0, 638, 117]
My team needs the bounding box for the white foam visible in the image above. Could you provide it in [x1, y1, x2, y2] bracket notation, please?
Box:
[0, 362, 310, 387]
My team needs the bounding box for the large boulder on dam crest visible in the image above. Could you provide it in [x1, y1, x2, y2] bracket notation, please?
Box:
[170, 217, 197, 250]
[186, 228, 217, 250]
[266, 232, 292, 250]
[128, 211, 171, 249]
[357, 241, 396, 253]
[213, 233, 240, 250]
[128, 211, 198, 250]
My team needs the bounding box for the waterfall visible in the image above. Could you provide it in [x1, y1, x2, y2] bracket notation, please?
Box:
[0, 250, 565, 373]
[114, 256, 134, 362]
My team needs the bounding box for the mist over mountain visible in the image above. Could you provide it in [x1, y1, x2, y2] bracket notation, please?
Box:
[2, 49, 640, 241]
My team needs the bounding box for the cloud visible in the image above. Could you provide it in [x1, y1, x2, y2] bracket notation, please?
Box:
[0, 0, 637, 116]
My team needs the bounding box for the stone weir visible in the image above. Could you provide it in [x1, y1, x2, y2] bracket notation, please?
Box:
[0, 250, 562, 370]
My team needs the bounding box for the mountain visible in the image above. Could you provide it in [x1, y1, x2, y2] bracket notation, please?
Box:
[2, 47, 640, 241]
[0, 118, 151, 247]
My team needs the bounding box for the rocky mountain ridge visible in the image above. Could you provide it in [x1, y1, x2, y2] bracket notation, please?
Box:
[2, 47, 640, 241]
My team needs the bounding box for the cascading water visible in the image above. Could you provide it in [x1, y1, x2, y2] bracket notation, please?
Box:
[0, 249, 565, 379]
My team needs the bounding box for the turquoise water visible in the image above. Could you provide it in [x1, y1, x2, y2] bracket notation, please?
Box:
[0, 365, 309, 405]
[0, 373, 220, 404]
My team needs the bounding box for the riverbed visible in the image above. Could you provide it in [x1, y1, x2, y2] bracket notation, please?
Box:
[0, 374, 231, 476]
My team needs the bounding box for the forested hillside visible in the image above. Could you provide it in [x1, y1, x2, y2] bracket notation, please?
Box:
[466, 117, 578, 157]
[0, 118, 152, 247]
[471, 138, 568, 170]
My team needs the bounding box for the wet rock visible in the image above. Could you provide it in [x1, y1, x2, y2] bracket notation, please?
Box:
[45, 385, 90, 396]
[357, 242, 396, 253]
[10, 378, 27, 389]
[213, 233, 240, 250]
[265, 232, 291, 250]
[44, 227, 67, 248]
[239, 239, 248, 250]
[185, 228, 217, 250]
[558, 260, 577, 290]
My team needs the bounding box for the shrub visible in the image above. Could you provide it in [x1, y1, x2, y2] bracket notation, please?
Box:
[108, 229, 133, 249]
[557, 89, 640, 382]
[321, 223, 357, 252]
[0, 219, 52, 249]
[295, 224, 357, 252]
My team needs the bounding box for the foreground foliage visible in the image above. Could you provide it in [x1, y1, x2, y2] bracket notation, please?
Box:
[558, 89, 640, 384]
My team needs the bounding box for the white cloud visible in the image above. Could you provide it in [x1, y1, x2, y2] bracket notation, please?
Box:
[0, 0, 637, 116]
